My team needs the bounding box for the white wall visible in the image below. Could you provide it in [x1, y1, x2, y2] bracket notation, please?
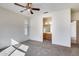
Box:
[71, 21, 76, 43]
[29, 15, 43, 42]
[30, 9, 71, 47]
[71, 21, 76, 38]
[52, 9, 71, 47]
[0, 7, 28, 49]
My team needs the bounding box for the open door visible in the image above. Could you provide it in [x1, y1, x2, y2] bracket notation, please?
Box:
[43, 17, 52, 43]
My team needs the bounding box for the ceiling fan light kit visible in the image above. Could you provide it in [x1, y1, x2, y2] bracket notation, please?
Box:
[14, 3, 40, 14]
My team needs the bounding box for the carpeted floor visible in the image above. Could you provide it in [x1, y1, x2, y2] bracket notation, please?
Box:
[1, 40, 79, 56]
[21, 40, 79, 56]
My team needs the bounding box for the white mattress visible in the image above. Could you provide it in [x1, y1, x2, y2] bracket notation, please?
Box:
[0, 46, 15, 56]
[10, 50, 25, 56]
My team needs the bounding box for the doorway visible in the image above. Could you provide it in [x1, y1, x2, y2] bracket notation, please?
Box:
[43, 17, 52, 44]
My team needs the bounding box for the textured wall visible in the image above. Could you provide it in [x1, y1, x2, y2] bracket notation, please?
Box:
[0, 7, 28, 49]
[29, 9, 71, 47]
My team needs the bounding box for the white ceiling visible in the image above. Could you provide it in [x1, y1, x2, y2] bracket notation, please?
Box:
[0, 3, 79, 17]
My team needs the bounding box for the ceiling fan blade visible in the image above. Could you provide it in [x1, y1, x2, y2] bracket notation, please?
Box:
[14, 3, 25, 8]
[32, 8, 40, 11]
[30, 10, 33, 14]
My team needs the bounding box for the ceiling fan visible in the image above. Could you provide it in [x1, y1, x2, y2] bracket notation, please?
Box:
[14, 3, 40, 14]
